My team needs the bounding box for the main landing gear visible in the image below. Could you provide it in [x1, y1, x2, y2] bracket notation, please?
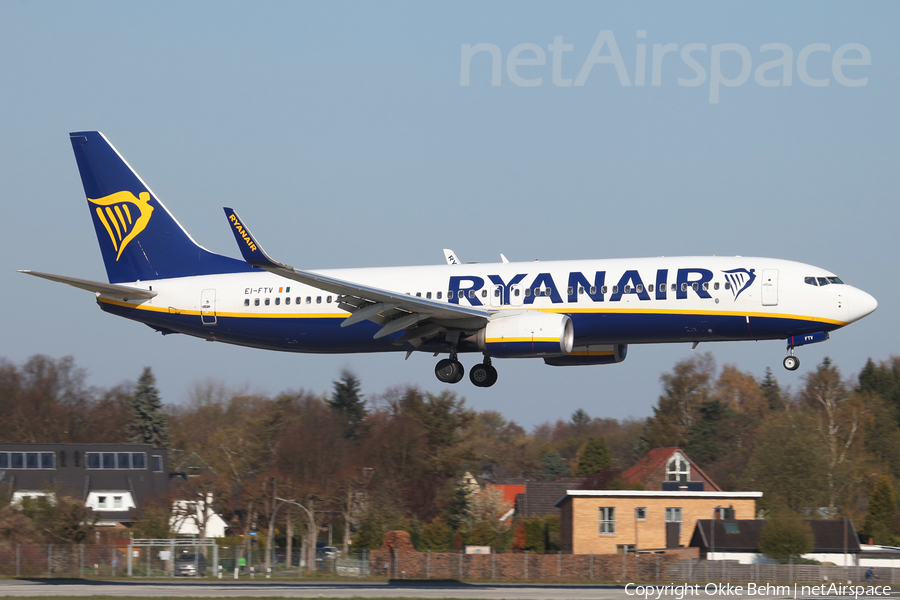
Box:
[435, 354, 498, 387]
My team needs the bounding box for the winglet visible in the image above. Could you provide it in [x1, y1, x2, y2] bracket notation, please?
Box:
[443, 249, 461, 265]
[223, 208, 288, 270]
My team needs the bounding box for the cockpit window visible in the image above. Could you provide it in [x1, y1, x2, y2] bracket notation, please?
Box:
[817, 277, 830, 286]
[805, 277, 818, 286]
[827, 277, 844, 284]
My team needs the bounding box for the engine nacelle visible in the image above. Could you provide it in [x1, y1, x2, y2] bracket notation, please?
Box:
[544, 344, 628, 366]
[475, 310, 574, 358]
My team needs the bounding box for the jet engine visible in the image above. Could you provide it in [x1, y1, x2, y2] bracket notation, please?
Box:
[474, 310, 573, 358]
[543, 344, 628, 366]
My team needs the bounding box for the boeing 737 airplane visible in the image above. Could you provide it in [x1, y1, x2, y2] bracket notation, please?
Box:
[20, 132, 878, 387]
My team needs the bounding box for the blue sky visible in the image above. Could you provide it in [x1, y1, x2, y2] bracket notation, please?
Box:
[2, 2, 897, 428]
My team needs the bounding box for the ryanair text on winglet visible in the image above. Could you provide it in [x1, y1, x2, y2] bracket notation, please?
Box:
[228, 213, 258, 252]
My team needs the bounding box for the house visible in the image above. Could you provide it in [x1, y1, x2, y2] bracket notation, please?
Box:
[621, 448, 721, 491]
[0, 443, 170, 527]
[170, 494, 229, 538]
[555, 489, 761, 554]
[689, 518, 862, 565]
[515, 479, 585, 519]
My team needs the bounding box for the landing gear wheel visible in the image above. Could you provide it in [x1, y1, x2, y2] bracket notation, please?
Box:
[783, 355, 800, 371]
[435, 358, 465, 384]
[469, 363, 498, 387]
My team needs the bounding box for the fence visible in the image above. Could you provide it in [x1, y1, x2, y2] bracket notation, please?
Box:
[0, 546, 895, 583]
[666, 559, 899, 585]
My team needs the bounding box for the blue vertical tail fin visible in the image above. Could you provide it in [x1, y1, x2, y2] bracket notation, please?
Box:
[70, 131, 253, 283]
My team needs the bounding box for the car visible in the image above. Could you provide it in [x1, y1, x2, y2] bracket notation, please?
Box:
[316, 545, 339, 561]
[174, 552, 207, 576]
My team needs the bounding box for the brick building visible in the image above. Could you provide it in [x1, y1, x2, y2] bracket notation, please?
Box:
[555, 490, 761, 554]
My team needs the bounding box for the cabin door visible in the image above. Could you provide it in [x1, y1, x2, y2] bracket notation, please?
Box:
[761, 269, 779, 306]
[201, 289, 217, 325]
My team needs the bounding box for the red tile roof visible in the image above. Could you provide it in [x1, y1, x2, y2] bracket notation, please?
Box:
[621, 447, 722, 491]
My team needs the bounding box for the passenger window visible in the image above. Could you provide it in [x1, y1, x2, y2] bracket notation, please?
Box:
[702, 282, 708, 291]
[317, 296, 322, 304]
[427, 292, 432, 299]
[327, 296, 332, 303]
[437, 291, 442, 299]
[817, 277, 830, 286]
[546, 287, 553, 296]
[714, 282, 719, 290]
[468, 290, 475, 298]
[567, 287, 574, 295]
[416, 292, 421, 297]
[265, 298, 270, 306]
[612, 286, 618, 294]
[525, 288, 531, 297]
[285, 297, 291, 305]
[681, 283, 687, 292]
[590, 286, 597, 294]
[578, 287, 584, 295]
[805, 277, 818, 286]
[624, 285, 631, 293]
[648, 284, 654, 292]
[494, 288, 501, 297]
[275, 298, 281, 305]
[459, 291, 465, 299]
[481, 290, 487, 298]
[724, 283, 731, 290]
[513, 288, 520, 297]
[306, 296, 312, 304]
[636, 284, 643, 293]
[244, 299, 250, 307]
[254, 298, 260, 306]
[296, 297, 301, 304]
[671, 283, 676, 292]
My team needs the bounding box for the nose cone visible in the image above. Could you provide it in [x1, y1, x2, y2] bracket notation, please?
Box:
[848, 287, 878, 323]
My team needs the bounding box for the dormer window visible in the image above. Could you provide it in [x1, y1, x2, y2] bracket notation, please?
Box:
[666, 453, 690, 482]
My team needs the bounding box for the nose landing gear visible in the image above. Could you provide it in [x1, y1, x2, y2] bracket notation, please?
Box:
[783, 353, 800, 371]
[782, 331, 830, 371]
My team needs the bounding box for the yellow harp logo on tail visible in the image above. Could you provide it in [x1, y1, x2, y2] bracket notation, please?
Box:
[88, 191, 154, 261]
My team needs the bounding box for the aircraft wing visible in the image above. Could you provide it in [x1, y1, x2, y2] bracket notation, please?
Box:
[18, 270, 157, 300]
[224, 209, 490, 342]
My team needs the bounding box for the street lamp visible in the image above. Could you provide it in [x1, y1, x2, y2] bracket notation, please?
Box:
[275, 497, 317, 573]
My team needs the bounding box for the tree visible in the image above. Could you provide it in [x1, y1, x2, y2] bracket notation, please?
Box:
[576, 438, 611, 477]
[760, 367, 786, 412]
[539, 451, 570, 480]
[862, 476, 899, 545]
[758, 506, 814, 562]
[420, 517, 453, 550]
[329, 370, 367, 441]
[127, 367, 171, 448]
[643, 353, 716, 448]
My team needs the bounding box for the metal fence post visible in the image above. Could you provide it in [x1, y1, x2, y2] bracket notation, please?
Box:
[558, 551, 561, 579]
[426, 551, 430, 579]
[458, 549, 463, 581]
[127, 541, 133, 577]
[524, 550, 528, 580]
[48, 544, 52, 578]
[590, 552, 593, 580]
[213, 544, 218, 579]
[15, 545, 20, 578]
[492, 552, 496, 580]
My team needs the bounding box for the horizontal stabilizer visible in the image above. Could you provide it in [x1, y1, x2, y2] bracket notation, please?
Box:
[18, 270, 157, 300]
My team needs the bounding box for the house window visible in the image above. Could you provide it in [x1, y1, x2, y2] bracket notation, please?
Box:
[666, 507, 682, 535]
[617, 544, 636, 554]
[97, 496, 107, 509]
[152, 455, 163, 472]
[599, 507, 616, 534]
[667, 454, 690, 482]
[113, 496, 123, 509]
[635, 507, 647, 520]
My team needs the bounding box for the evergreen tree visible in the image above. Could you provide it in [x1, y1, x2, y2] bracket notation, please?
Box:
[445, 479, 471, 531]
[759, 367, 785, 412]
[862, 476, 899, 544]
[127, 367, 170, 448]
[576, 437, 611, 476]
[328, 370, 367, 441]
[539, 451, 570, 480]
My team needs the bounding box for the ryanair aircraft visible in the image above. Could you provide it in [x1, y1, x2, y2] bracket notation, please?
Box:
[21, 132, 878, 388]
